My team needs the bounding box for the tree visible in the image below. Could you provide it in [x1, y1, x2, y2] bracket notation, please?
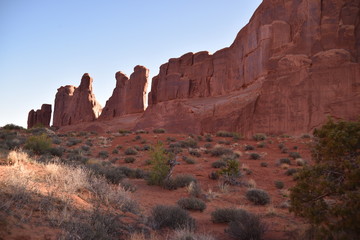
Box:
[290, 118, 360, 239]
[147, 143, 172, 186]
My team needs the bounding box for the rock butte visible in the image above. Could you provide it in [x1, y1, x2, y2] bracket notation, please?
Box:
[27, 104, 52, 129]
[28, 0, 360, 136]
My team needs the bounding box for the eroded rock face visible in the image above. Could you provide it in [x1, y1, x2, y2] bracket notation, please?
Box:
[99, 65, 148, 120]
[27, 104, 52, 129]
[139, 0, 360, 136]
[53, 73, 102, 127]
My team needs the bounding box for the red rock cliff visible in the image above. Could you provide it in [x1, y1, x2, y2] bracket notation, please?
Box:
[27, 104, 52, 129]
[138, 0, 360, 136]
[53, 73, 102, 127]
[99, 65, 149, 120]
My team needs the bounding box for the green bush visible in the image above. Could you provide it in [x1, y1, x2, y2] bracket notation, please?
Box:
[226, 212, 266, 240]
[124, 147, 138, 155]
[150, 205, 195, 230]
[246, 189, 270, 205]
[24, 134, 52, 155]
[177, 197, 206, 212]
[211, 208, 249, 223]
[290, 119, 360, 239]
[147, 143, 171, 186]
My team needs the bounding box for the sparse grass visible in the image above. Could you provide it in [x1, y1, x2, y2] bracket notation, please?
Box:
[247, 179, 257, 188]
[246, 189, 270, 205]
[177, 197, 206, 212]
[149, 205, 195, 230]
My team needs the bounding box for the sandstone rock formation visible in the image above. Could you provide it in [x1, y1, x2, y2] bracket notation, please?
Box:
[138, 0, 360, 136]
[27, 104, 52, 129]
[99, 65, 148, 120]
[53, 73, 102, 127]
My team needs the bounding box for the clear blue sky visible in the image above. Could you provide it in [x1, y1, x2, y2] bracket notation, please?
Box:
[0, 0, 262, 128]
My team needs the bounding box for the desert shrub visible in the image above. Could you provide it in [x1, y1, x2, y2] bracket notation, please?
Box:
[274, 181, 284, 189]
[52, 137, 62, 145]
[166, 136, 176, 142]
[164, 174, 197, 190]
[253, 133, 266, 141]
[285, 168, 298, 176]
[147, 143, 171, 186]
[216, 131, 241, 140]
[81, 145, 90, 152]
[295, 158, 306, 166]
[289, 152, 301, 159]
[212, 160, 226, 168]
[189, 149, 201, 157]
[187, 181, 202, 198]
[66, 138, 82, 147]
[85, 139, 93, 146]
[153, 128, 166, 134]
[281, 147, 289, 153]
[182, 156, 195, 164]
[48, 147, 64, 157]
[135, 129, 148, 134]
[244, 145, 255, 151]
[204, 134, 213, 142]
[208, 171, 219, 180]
[301, 134, 311, 138]
[204, 143, 212, 149]
[171, 229, 216, 240]
[290, 119, 360, 239]
[178, 138, 198, 148]
[293, 146, 298, 150]
[98, 151, 109, 159]
[142, 145, 151, 151]
[226, 212, 266, 240]
[218, 159, 241, 179]
[278, 158, 291, 165]
[24, 134, 52, 155]
[150, 205, 195, 230]
[134, 145, 142, 151]
[124, 147, 138, 155]
[209, 147, 233, 157]
[249, 153, 261, 160]
[177, 197, 206, 212]
[218, 140, 231, 145]
[246, 189, 270, 205]
[124, 157, 135, 163]
[260, 162, 268, 167]
[257, 142, 266, 148]
[211, 208, 249, 223]
[112, 149, 119, 154]
[278, 143, 285, 149]
[119, 129, 131, 134]
[2, 123, 24, 130]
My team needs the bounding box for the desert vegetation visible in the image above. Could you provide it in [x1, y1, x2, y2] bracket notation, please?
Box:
[0, 120, 358, 240]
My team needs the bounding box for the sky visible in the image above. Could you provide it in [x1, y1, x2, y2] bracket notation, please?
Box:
[0, 0, 262, 128]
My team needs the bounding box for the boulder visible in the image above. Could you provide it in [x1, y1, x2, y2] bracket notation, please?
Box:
[27, 104, 52, 129]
